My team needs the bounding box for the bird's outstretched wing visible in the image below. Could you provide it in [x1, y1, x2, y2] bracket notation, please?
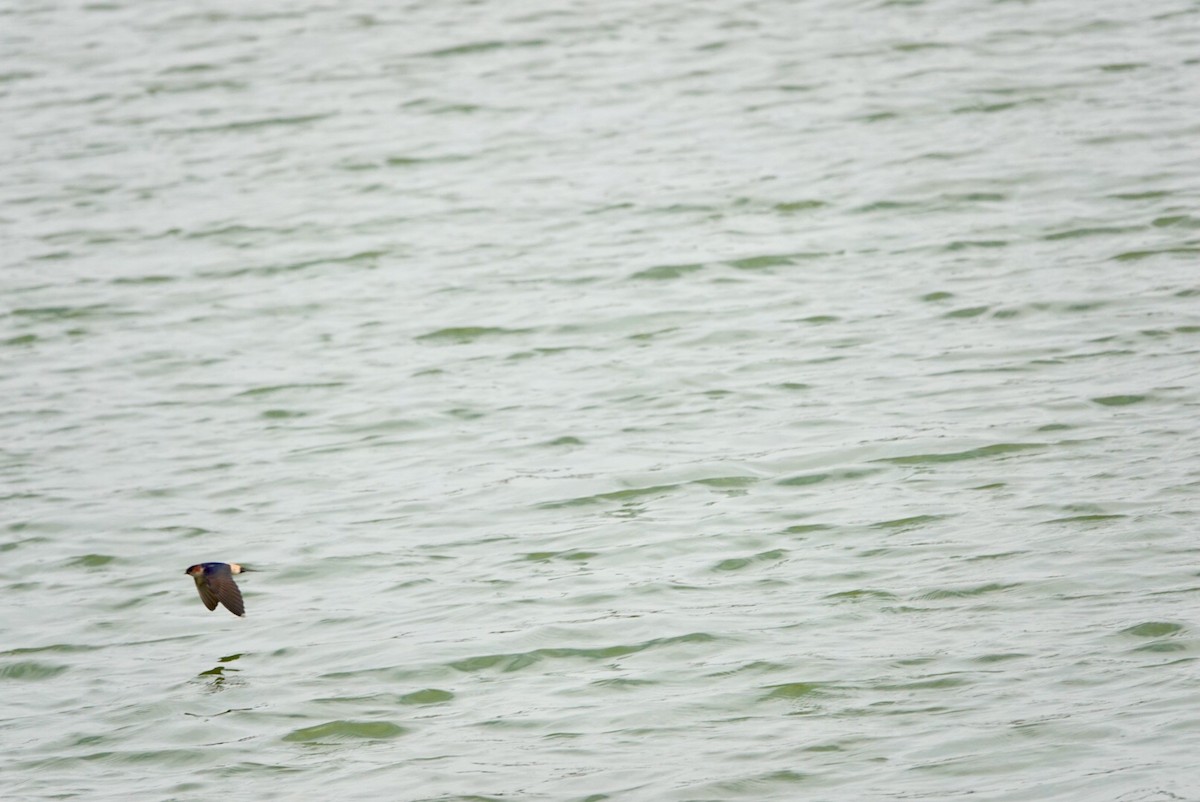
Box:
[203, 564, 245, 617]
[193, 575, 219, 610]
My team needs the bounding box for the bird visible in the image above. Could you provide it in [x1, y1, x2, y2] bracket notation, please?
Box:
[185, 562, 248, 617]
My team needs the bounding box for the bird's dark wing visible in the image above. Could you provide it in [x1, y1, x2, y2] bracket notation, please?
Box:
[193, 575, 219, 611]
[204, 563, 245, 617]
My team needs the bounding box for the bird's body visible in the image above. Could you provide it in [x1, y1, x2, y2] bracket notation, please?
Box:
[185, 562, 247, 617]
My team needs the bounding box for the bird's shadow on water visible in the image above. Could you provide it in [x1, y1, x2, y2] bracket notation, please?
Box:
[190, 652, 245, 693]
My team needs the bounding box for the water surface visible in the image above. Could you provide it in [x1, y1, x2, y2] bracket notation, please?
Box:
[3, 0, 1199, 799]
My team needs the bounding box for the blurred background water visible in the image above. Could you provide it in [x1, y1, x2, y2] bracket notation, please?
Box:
[2, 0, 1199, 799]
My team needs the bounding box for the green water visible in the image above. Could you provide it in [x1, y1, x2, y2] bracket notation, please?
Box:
[3, 0, 1199, 799]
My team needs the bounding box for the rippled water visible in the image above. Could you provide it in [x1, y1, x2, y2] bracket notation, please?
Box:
[3, 0, 1200, 799]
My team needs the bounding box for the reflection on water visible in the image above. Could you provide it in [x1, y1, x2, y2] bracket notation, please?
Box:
[195, 653, 244, 693]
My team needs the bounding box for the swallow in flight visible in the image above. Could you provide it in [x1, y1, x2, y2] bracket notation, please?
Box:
[185, 562, 248, 617]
